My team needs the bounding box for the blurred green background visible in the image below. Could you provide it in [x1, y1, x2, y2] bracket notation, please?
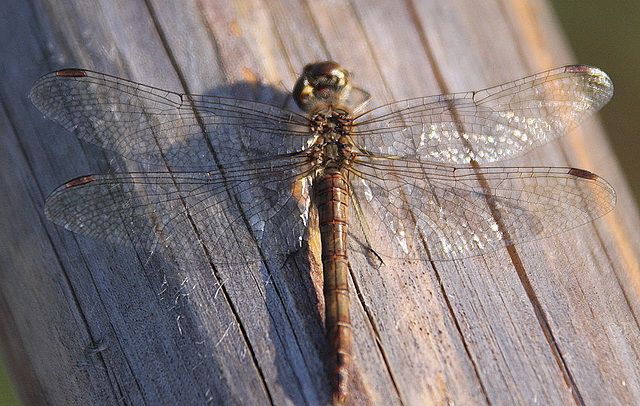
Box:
[0, 2, 637, 405]
[554, 0, 640, 206]
[0, 363, 17, 406]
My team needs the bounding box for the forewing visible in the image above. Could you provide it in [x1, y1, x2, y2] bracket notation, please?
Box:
[30, 69, 310, 168]
[44, 153, 312, 266]
[348, 156, 615, 261]
[352, 66, 613, 164]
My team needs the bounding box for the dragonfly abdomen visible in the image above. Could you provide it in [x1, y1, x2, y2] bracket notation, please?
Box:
[314, 166, 352, 404]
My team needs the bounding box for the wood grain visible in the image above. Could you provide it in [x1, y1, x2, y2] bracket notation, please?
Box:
[0, 0, 639, 405]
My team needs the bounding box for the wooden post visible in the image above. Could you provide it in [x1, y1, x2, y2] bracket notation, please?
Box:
[1, 0, 639, 404]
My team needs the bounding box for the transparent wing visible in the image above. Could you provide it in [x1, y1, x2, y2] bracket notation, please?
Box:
[44, 153, 312, 266]
[348, 156, 616, 261]
[30, 69, 311, 168]
[351, 65, 613, 164]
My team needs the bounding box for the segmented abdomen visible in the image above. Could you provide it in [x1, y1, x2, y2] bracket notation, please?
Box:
[315, 166, 352, 404]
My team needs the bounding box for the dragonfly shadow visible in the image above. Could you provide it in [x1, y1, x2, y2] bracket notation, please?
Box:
[151, 80, 332, 402]
[36, 71, 331, 401]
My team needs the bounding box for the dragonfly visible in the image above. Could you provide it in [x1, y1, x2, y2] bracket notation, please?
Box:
[30, 61, 615, 404]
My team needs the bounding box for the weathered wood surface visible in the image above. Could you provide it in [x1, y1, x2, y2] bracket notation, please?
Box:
[0, 0, 639, 405]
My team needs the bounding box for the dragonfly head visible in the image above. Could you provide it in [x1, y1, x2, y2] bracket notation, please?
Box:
[293, 61, 352, 114]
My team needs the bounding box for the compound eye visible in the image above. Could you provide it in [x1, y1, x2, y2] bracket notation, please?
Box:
[293, 61, 352, 112]
[304, 62, 349, 89]
[306, 61, 343, 77]
[324, 71, 346, 88]
[311, 62, 348, 88]
[292, 78, 314, 111]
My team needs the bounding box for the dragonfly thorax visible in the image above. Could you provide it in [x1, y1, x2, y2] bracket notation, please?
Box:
[309, 109, 352, 137]
[307, 133, 356, 173]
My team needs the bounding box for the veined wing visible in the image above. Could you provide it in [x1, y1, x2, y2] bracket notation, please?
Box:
[348, 155, 616, 261]
[30, 69, 311, 168]
[351, 65, 613, 164]
[45, 152, 312, 266]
